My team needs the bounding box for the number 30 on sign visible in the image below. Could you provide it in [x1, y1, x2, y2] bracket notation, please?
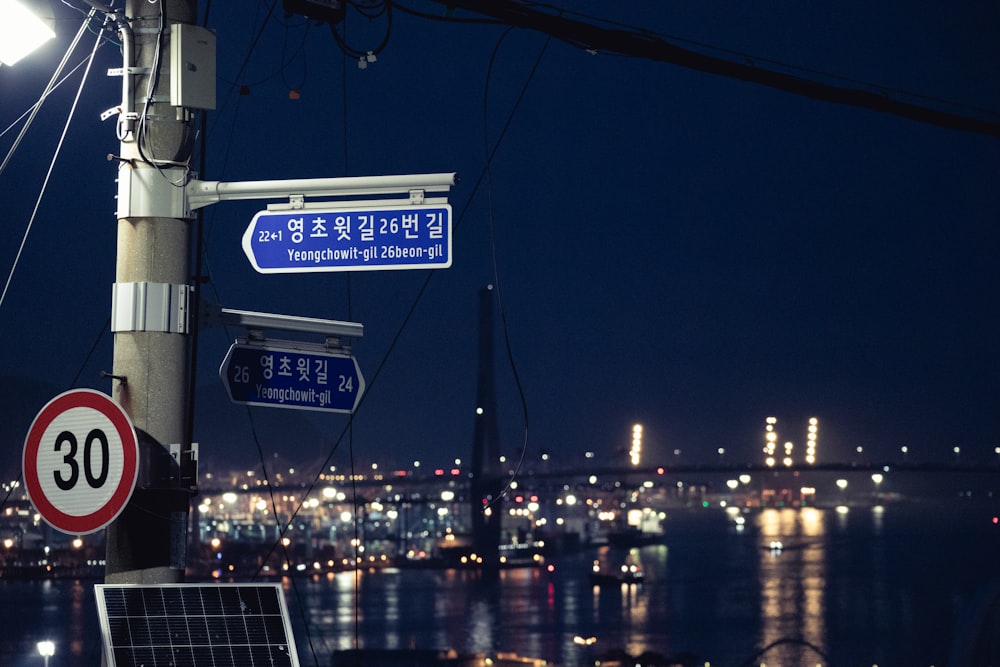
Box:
[22, 389, 139, 535]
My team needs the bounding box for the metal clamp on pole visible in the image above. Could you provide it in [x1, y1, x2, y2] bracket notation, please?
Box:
[111, 282, 192, 333]
[117, 164, 191, 219]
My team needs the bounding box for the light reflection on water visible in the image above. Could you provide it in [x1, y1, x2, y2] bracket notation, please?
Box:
[3, 504, 999, 666]
[0, 578, 102, 666]
[757, 507, 827, 664]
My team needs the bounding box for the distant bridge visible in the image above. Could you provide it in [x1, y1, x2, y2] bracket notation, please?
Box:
[195, 460, 1000, 497]
[525, 461, 1000, 478]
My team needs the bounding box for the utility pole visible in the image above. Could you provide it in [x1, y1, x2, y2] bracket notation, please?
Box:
[104, 0, 202, 585]
[96, 1, 447, 586]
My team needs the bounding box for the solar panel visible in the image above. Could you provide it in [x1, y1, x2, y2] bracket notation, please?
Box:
[94, 583, 300, 667]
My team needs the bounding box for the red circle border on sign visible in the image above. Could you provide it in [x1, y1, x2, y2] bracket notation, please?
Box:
[22, 389, 139, 535]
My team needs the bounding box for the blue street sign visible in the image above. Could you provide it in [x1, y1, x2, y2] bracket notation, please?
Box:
[243, 203, 452, 273]
[220, 343, 364, 413]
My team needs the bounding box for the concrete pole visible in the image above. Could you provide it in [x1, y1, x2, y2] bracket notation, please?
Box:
[105, 0, 198, 584]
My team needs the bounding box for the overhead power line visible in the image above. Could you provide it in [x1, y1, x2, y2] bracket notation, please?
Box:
[427, 0, 1000, 140]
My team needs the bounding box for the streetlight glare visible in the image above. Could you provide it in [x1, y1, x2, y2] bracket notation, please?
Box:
[37, 639, 55, 667]
[0, 0, 55, 66]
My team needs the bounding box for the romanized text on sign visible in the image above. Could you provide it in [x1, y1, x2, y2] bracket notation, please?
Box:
[243, 203, 452, 273]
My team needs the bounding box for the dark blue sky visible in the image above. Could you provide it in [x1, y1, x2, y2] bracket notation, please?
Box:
[2, 1, 998, 476]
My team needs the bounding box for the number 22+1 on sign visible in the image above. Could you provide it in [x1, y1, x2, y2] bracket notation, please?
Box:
[243, 203, 452, 274]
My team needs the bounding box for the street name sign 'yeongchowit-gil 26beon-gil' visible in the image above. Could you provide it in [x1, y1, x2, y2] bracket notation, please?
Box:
[220, 342, 365, 414]
[243, 202, 452, 273]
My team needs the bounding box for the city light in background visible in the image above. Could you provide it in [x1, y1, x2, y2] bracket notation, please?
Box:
[630, 423, 642, 467]
[764, 416, 820, 467]
[764, 417, 778, 467]
[806, 418, 819, 464]
[1, 1, 997, 665]
[1, 433, 999, 616]
[36, 640, 54, 667]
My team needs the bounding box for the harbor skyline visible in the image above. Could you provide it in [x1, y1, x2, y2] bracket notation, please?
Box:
[1, 1, 998, 478]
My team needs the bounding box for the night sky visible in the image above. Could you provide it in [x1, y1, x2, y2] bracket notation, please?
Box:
[2, 1, 998, 478]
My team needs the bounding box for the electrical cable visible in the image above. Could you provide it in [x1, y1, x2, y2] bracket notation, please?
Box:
[193, 8, 548, 625]
[240, 247, 456, 580]
[202, 5, 1000, 596]
[206, 0, 291, 144]
[0, 10, 104, 314]
[0, 10, 100, 178]
[515, 0, 999, 121]
[422, 0, 1000, 138]
[182, 6, 318, 662]
[241, 402, 322, 667]
[196, 9, 543, 659]
[246, 22, 554, 587]
[479, 29, 550, 508]
[182, 0, 216, 515]
[192, 194, 325, 663]
[218, 6, 312, 92]
[279, 16, 312, 93]
[340, 29, 362, 656]
[194, 49, 320, 667]
[0, 57, 92, 145]
[735, 636, 834, 666]
[221, 0, 277, 94]
[350, 0, 387, 21]
[0, 9, 108, 513]
[69, 315, 112, 388]
[132, 0, 190, 178]
[0, 474, 25, 521]
[134, 0, 164, 168]
[62, 0, 123, 46]
[202, 10, 370, 654]
[240, 409, 287, 573]
[393, 1, 502, 25]
[342, 16, 350, 175]
[329, 0, 393, 61]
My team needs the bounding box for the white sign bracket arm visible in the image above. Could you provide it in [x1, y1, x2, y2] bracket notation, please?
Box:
[185, 172, 458, 213]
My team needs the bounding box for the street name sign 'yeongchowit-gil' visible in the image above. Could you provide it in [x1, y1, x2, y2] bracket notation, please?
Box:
[243, 203, 452, 273]
[220, 342, 365, 414]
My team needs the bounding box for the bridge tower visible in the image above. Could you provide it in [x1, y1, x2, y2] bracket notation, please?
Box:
[470, 285, 503, 571]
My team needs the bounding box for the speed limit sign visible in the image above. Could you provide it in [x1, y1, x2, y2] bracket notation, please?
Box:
[22, 389, 139, 535]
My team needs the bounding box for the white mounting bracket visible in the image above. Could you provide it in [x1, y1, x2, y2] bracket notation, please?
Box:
[117, 164, 190, 219]
[111, 282, 192, 333]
